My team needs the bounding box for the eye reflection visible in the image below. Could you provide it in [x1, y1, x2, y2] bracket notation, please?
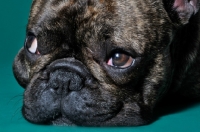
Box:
[107, 52, 135, 68]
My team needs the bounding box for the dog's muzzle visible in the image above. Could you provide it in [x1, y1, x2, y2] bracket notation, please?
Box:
[22, 58, 123, 126]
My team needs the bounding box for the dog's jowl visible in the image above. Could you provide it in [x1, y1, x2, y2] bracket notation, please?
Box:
[13, 0, 200, 126]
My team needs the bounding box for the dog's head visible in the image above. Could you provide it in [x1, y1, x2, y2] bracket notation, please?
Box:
[13, 0, 199, 126]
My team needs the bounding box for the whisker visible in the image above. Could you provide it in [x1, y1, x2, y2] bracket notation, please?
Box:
[7, 94, 23, 105]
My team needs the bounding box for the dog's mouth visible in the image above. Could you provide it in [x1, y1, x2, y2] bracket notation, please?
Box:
[23, 86, 123, 126]
[22, 58, 124, 126]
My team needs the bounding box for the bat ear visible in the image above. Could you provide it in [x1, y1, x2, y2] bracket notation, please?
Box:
[164, 0, 199, 25]
[174, 0, 199, 24]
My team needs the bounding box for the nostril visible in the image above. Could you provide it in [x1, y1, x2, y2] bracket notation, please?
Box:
[68, 74, 83, 91]
[48, 69, 84, 95]
[50, 86, 62, 95]
[85, 78, 98, 89]
[46, 58, 96, 93]
[52, 86, 59, 91]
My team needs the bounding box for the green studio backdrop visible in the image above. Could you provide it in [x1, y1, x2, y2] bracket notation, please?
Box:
[0, 0, 200, 132]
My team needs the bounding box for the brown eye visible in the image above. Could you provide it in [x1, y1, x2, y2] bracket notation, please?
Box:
[25, 35, 40, 54]
[107, 53, 135, 68]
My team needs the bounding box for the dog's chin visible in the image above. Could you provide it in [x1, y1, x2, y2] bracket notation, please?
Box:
[23, 86, 123, 126]
[49, 105, 149, 126]
[23, 97, 148, 126]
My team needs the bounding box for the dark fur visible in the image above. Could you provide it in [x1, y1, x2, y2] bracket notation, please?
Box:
[13, 0, 200, 126]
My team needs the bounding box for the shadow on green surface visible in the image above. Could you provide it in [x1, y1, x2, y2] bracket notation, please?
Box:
[154, 95, 200, 121]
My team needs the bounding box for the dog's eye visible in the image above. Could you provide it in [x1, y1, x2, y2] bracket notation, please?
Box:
[25, 35, 40, 55]
[107, 52, 135, 68]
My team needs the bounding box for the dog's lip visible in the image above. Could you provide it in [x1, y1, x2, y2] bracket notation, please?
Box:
[50, 116, 74, 126]
[49, 102, 124, 126]
[24, 97, 124, 126]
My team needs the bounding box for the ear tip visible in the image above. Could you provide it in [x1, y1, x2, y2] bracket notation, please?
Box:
[163, 0, 199, 25]
[173, 0, 199, 24]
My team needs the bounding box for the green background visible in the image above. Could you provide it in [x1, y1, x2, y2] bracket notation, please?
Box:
[0, 0, 200, 131]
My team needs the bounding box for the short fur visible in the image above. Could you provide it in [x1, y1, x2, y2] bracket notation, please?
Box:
[13, 0, 200, 126]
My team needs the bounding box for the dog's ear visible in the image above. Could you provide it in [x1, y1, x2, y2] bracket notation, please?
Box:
[163, 0, 199, 25]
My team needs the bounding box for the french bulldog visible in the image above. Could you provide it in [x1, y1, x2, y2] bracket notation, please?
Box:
[13, 0, 200, 126]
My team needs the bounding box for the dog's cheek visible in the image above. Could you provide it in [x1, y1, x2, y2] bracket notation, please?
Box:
[13, 48, 30, 88]
[23, 79, 61, 124]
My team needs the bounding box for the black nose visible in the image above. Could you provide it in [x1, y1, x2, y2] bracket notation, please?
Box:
[48, 70, 83, 94]
[45, 58, 95, 95]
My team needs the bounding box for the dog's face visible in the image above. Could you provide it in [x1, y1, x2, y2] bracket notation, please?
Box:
[13, 0, 199, 126]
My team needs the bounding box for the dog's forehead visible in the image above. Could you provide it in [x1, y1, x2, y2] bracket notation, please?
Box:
[76, 0, 171, 54]
[28, 0, 171, 54]
[108, 0, 170, 54]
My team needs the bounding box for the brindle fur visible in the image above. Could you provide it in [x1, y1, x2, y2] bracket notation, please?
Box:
[13, 0, 200, 126]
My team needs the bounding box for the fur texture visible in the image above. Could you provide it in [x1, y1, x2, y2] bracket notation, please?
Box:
[13, 0, 200, 126]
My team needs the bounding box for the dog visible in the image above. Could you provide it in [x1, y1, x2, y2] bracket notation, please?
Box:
[13, 0, 200, 126]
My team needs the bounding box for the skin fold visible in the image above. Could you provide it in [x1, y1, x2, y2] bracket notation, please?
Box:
[13, 0, 200, 126]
